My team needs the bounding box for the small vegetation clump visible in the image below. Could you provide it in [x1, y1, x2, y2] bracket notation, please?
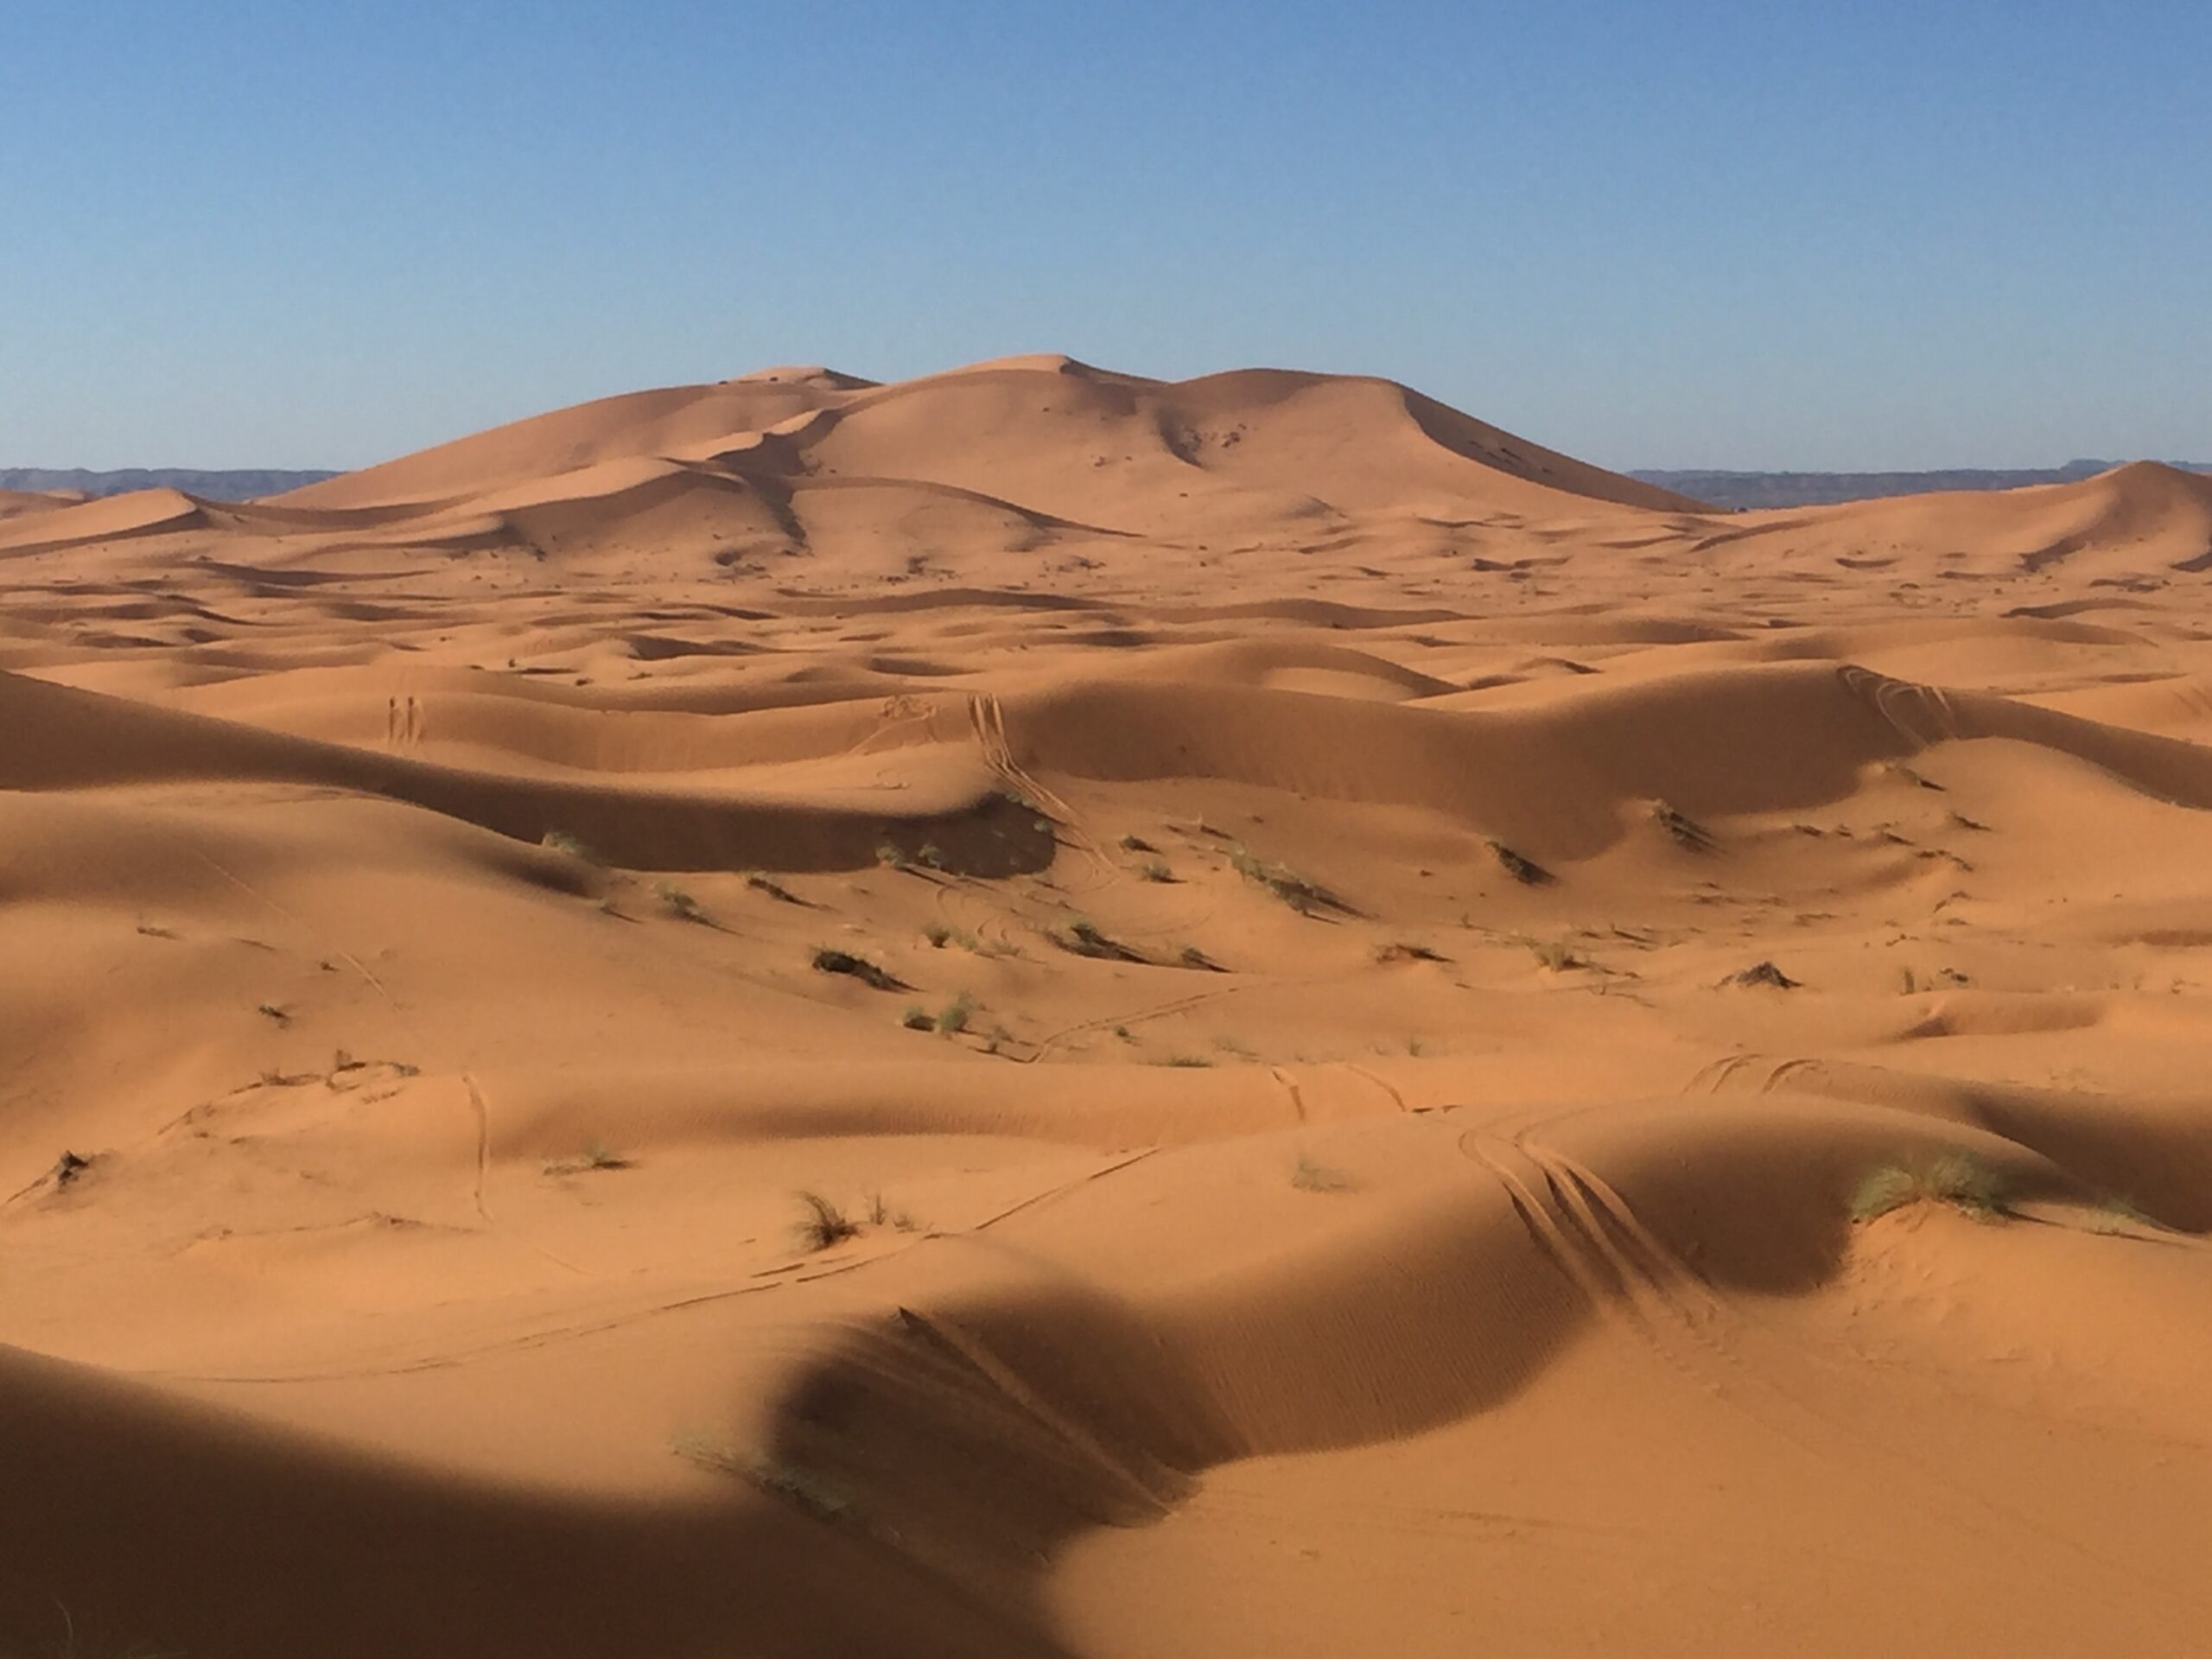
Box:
[544, 1140, 632, 1176]
[654, 881, 707, 923]
[1722, 959, 1800, 989]
[1176, 943, 1221, 970]
[865, 1191, 919, 1231]
[793, 1190, 861, 1251]
[811, 946, 899, 990]
[541, 829, 600, 863]
[874, 842, 913, 872]
[934, 991, 974, 1036]
[744, 871, 802, 904]
[1528, 939, 1586, 972]
[256, 1001, 290, 1026]
[1849, 1153, 2011, 1224]
[1056, 918, 1140, 961]
[1485, 838, 1552, 886]
[1137, 859, 1175, 883]
[1119, 832, 1158, 854]
[922, 922, 980, 951]
[1160, 1054, 1213, 1068]
[2088, 1194, 2171, 1235]
[1291, 1154, 1351, 1193]
[1229, 846, 1331, 913]
[1374, 940, 1447, 964]
[902, 1005, 935, 1032]
[1650, 801, 1716, 853]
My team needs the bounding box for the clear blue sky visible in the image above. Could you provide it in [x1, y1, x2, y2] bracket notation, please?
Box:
[3, 0, 2205, 472]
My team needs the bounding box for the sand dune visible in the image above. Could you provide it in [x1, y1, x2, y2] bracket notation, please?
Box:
[3, 358, 2208, 1658]
[0, 486, 81, 521]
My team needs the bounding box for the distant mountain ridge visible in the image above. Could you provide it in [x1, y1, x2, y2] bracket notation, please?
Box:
[0, 467, 339, 501]
[19, 457, 2212, 516]
[1630, 461, 2212, 511]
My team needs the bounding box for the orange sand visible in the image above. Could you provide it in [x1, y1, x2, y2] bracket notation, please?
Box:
[2, 358, 2208, 1657]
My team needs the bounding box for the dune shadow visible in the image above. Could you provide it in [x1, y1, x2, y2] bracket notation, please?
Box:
[0, 1345, 1077, 1659]
[728, 1086, 2212, 1642]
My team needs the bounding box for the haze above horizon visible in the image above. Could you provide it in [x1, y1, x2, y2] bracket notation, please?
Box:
[4, 1, 2204, 474]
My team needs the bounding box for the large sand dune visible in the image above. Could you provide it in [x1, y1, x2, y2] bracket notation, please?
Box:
[3, 358, 2209, 1658]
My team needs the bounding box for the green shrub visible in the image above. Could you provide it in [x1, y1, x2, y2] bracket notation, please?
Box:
[1850, 1153, 2010, 1223]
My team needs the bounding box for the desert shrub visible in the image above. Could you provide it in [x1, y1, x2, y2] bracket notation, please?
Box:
[811, 947, 898, 989]
[1722, 959, 1799, 988]
[1374, 940, 1446, 963]
[1229, 845, 1328, 913]
[2088, 1194, 2171, 1234]
[1650, 801, 1715, 852]
[1291, 1154, 1351, 1192]
[865, 1191, 918, 1230]
[544, 1140, 631, 1175]
[1485, 838, 1551, 885]
[1057, 918, 1139, 960]
[793, 1190, 861, 1250]
[542, 830, 600, 863]
[654, 881, 706, 922]
[1849, 1153, 2010, 1223]
[744, 871, 801, 903]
